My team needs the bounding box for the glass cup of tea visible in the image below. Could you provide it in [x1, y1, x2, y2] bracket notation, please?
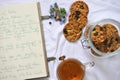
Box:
[57, 57, 94, 80]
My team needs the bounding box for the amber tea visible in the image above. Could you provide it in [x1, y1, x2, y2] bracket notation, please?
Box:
[57, 59, 85, 80]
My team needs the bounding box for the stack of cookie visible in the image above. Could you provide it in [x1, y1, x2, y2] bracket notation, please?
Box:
[63, 1, 89, 42]
[91, 24, 120, 53]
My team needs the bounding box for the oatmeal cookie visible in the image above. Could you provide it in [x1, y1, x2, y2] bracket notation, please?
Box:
[103, 24, 118, 39]
[69, 11, 88, 28]
[92, 24, 120, 53]
[63, 22, 82, 42]
[102, 24, 120, 52]
[94, 41, 108, 53]
[107, 32, 120, 52]
[91, 25, 106, 45]
[70, 1, 89, 16]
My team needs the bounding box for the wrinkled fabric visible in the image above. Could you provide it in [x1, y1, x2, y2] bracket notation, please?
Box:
[0, 0, 120, 80]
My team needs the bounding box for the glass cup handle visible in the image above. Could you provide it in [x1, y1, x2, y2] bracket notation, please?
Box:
[83, 61, 95, 70]
[81, 39, 90, 49]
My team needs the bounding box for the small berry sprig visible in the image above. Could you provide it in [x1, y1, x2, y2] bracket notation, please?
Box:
[50, 3, 67, 24]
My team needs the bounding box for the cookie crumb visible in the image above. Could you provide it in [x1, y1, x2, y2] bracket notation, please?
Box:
[59, 56, 66, 60]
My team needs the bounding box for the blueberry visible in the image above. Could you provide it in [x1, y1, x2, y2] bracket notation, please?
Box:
[60, 20, 64, 25]
[49, 22, 52, 25]
[61, 17, 65, 22]
[50, 12, 54, 18]
[50, 5, 53, 8]
[60, 18, 65, 24]
[63, 16, 65, 18]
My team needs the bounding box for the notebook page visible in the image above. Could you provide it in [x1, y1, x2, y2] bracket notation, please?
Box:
[0, 2, 48, 80]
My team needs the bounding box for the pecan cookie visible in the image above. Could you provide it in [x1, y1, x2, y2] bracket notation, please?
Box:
[63, 22, 82, 42]
[69, 11, 88, 28]
[70, 1, 89, 16]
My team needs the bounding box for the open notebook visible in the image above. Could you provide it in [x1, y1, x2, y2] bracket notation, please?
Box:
[0, 2, 48, 80]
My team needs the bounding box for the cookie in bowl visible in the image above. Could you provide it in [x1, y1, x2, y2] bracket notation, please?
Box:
[91, 25, 106, 45]
[82, 19, 120, 58]
[91, 24, 120, 53]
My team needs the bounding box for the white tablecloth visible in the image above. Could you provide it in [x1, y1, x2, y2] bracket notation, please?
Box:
[0, 0, 120, 80]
